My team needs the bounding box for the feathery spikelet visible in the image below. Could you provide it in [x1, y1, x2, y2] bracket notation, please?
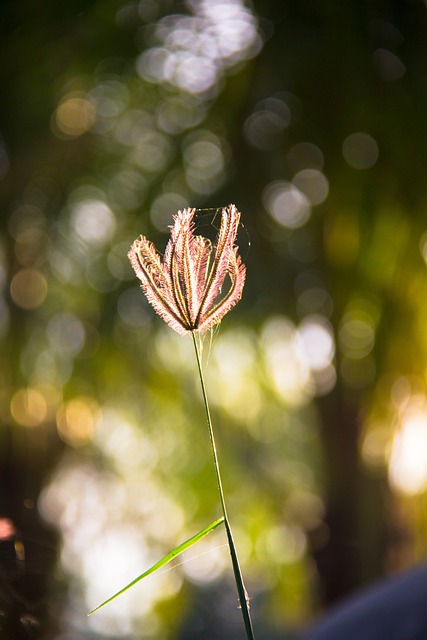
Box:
[128, 204, 246, 335]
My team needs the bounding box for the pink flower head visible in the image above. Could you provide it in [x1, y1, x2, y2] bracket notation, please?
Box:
[128, 204, 246, 335]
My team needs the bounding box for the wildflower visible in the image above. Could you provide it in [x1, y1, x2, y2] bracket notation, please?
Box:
[128, 204, 246, 335]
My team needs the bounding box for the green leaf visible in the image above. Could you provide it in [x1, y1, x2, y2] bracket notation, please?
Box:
[88, 517, 225, 615]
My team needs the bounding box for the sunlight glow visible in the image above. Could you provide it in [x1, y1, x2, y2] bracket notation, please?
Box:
[295, 316, 336, 396]
[389, 402, 427, 495]
[262, 316, 336, 401]
[261, 317, 311, 406]
[38, 450, 184, 637]
[295, 316, 335, 371]
[136, 0, 261, 97]
[263, 181, 311, 229]
[70, 199, 116, 246]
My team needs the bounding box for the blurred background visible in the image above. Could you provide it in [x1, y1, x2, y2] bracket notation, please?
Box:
[2, 0, 427, 638]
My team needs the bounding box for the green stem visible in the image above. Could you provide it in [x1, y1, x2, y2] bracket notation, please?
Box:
[192, 331, 255, 640]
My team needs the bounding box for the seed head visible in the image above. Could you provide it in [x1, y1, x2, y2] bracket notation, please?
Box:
[128, 204, 246, 335]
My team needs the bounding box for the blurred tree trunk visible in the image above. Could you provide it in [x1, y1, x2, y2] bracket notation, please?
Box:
[314, 385, 388, 604]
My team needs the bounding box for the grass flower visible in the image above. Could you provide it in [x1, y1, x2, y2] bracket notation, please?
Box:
[128, 203, 246, 335]
[90, 204, 254, 639]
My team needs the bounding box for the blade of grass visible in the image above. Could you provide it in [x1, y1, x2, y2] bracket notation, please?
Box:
[192, 332, 255, 640]
[88, 516, 225, 615]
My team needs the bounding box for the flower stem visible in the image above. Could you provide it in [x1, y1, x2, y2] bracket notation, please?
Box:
[192, 332, 255, 640]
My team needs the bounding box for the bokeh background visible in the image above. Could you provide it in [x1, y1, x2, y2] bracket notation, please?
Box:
[2, 0, 427, 638]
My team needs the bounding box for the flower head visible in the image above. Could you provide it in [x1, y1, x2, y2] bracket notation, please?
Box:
[128, 204, 246, 335]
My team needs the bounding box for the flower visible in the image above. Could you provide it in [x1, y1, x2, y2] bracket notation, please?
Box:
[128, 204, 246, 335]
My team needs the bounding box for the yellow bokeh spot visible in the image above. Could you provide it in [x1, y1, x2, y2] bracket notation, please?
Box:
[54, 93, 96, 138]
[10, 388, 48, 427]
[56, 396, 100, 446]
